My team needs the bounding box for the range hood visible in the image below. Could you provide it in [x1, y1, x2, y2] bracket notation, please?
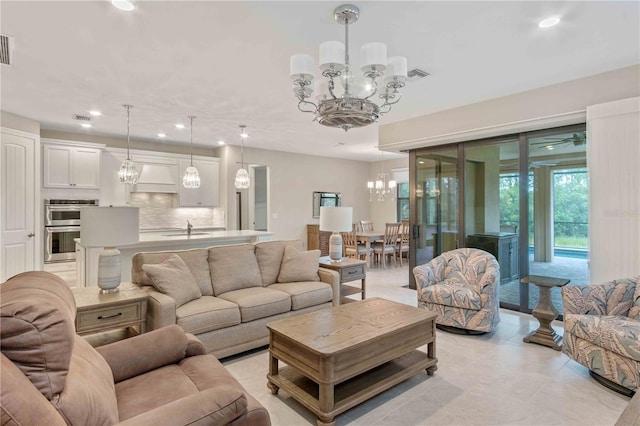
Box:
[132, 163, 178, 193]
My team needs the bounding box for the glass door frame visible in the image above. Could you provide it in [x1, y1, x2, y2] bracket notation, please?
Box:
[409, 124, 585, 312]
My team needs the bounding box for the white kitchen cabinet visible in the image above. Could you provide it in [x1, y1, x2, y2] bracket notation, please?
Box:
[43, 142, 102, 189]
[178, 159, 219, 207]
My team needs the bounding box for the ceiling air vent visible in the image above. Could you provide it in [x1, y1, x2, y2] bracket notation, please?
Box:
[407, 68, 429, 79]
[72, 114, 92, 122]
[0, 34, 15, 66]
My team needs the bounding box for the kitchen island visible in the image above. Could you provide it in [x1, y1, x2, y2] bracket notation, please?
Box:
[75, 230, 273, 287]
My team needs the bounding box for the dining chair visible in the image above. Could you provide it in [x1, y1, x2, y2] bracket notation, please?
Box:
[342, 230, 372, 261]
[373, 222, 401, 269]
[360, 220, 374, 232]
[397, 220, 410, 266]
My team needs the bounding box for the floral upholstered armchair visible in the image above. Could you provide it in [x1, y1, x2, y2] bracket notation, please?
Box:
[413, 248, 500, 333]
[561, 276, 640, 395]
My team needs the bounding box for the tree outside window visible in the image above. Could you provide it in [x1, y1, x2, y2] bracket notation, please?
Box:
[397, 182, 410, 221]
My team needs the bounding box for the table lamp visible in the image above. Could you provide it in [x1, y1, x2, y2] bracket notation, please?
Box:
[80, 207, 139, 293]
[320, 206, 353, 262]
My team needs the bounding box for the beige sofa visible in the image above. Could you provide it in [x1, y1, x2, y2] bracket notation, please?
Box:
[1, 271, 270, 425]
[131, 240, 340, 358]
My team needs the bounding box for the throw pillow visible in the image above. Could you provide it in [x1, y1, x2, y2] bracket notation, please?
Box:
[142, 254, 202, 307]
[277, 245, 321, 283]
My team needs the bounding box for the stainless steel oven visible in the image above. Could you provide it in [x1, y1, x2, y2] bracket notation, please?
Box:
[44, 199, 98, 262]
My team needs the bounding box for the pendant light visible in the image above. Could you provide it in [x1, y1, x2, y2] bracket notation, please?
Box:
[182, 115, 201, 188]
[118, 104, 139, 184]
[234, 125, 250, 189]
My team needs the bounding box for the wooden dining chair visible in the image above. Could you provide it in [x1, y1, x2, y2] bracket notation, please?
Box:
[397, 220, 410, 266]
[360, 220, 374, 232]
[372, 222, 401, 269]
[342, 230, 371, 261]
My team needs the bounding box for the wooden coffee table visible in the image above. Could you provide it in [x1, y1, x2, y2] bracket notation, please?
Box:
[267, 298, 437, 426]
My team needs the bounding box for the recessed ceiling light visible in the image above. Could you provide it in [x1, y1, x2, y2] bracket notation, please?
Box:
[218, 140, 225, 145]
[112, 0, 135, 11]
[81, 123, 92, 128]
[545, 145, 555, 150]
[89, 110, 101, 116]
[538, 16, 560, 29]
[418, 160, 425, 164]
[175, 124, 185, 129]
[158, 133, 166, 138]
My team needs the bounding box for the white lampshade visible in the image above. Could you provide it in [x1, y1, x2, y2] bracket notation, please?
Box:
[385, 56, 408, 82]
[290, 54, 315, 79]
[319, 206, 353, 232]
[319, 41, 345, 71]
[81, 207, 140, 248]
[360, 42, 387, 72]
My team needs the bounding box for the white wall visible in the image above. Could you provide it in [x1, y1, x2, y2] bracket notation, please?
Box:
[223, 145, 371, 245]
[1, 111, 40, 135]
[587, 97, 640, 282]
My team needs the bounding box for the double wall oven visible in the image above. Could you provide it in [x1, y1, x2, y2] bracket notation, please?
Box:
[44, 199, 98, 263]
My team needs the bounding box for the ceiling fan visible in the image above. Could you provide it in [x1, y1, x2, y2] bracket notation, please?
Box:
[532, 132, 587, 150]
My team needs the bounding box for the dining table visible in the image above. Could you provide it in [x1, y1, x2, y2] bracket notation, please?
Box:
[355, 231, 384, 268]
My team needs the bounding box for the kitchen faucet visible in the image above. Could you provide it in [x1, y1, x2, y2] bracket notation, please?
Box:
[187, 220, 193, 237]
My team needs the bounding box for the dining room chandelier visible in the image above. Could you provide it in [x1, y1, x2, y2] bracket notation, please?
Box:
[182, 115, 201, 189]
[118, 104, 138, 184]
[289, 4, 408, 132]
[367, 150, 396, 201]
[234, 125, 250, 189]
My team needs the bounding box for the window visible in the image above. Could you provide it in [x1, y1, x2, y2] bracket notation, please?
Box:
[397, 182, 409, 221]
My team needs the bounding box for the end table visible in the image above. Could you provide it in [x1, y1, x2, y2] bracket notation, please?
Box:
[521, 275, 570, 350]
[319, 256, 366, 304]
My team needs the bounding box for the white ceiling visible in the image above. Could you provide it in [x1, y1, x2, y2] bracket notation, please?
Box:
[1, 1, 638, 162]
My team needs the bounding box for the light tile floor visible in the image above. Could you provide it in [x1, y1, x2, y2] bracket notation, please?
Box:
[222, 264, 631, 426]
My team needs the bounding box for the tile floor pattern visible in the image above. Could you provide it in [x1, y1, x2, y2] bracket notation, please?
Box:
[222, 264, 631, 426]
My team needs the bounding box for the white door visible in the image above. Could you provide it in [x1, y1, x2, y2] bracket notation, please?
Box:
[1, 130, 38, 281]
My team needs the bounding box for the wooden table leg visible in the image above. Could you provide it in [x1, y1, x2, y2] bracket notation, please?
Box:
[267, 351, 279, 395]
[523, 284, 563, 350]
[318, 382, 335, 426]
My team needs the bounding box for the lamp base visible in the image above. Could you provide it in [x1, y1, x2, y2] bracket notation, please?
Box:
[329, 232, 343, 262]
[97, 247, 121, 293]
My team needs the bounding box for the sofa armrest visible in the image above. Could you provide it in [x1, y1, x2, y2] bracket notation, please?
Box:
[116, 386, 247, 426]
[562, 279, 637, 316]
[413, 263, 438, 299]
[96, 325, 192, 382]
[186, 332, 207, 356]
[142, 286, 177, 331]
[319, 267, 340, 306]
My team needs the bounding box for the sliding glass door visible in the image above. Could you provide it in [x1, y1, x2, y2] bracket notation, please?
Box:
[409, 124, 588, 313]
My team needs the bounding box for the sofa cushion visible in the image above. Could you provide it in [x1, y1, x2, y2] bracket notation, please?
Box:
[277, 246, 321, 283]
[209, 244, 262, 296]
[268, 282, 332, 310]
[255, 240, 304, 285]
[132, 249, 213, 296]
[0, 272, 77, 400]
[420, 281, 482, 310]
[564, 314, 640, 360]
[176, 296, 241, 335]
[218, 288, 291, 322]
[142, 254, 203, 308]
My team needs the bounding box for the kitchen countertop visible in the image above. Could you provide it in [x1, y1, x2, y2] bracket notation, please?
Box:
[76, 229, 273, 249]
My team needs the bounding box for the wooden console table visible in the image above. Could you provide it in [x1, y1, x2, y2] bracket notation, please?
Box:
[521, 275, 570, 350]
[318, 256, 366, 304]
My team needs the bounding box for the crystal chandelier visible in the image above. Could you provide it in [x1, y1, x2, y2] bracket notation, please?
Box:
[234, 125, 250, 189]
[367, 150, 396, 201]
[182, 115, 201, 189]
[118, 104, 138, 184]
[290, 4, 408, 132]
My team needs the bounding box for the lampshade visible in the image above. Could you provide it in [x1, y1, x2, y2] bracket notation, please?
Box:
[81, 207, 140, 247]
[319, 206, 353, 232]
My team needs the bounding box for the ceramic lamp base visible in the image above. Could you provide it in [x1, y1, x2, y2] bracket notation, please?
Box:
[329, 232, 343, 262]
[97, 247, 121, 293]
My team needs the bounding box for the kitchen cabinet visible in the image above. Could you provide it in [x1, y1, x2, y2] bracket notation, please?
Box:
[466, 232, 519, 284]
[178, 159, 219, 207]
[43, 141, 103, 189]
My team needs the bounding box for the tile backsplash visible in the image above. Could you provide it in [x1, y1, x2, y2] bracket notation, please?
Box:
[129, 193, 225, 230]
